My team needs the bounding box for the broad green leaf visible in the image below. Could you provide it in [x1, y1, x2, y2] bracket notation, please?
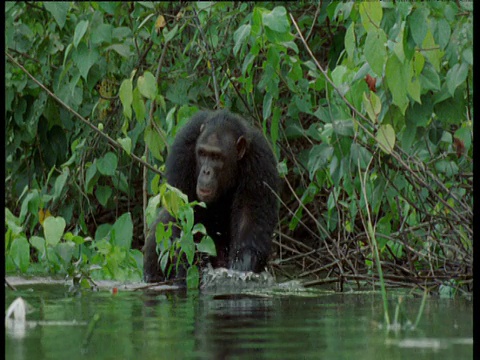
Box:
[433, 18, 451, 50]
[95, 185, 112, 207]
[95, 223, 112, 241]
[262, 7, 289, 33]
[186, 265, 200, 289]
[359, 1, 382, 32]
[364, 28, 387, 76]
[73, 20, 89, 48]
[97, 152, 118, 176]
[119, 79, 133, 119]
[422, 29, 443, 72]
[180, 236, 195, 265]
[91, 23, 113, 45]
[344, 23, 355, 60]
[85, 162, 98, 194]
[454, 127, 472, 151]
[408, 7, 429, 46]
[106, 44, 133, 58]
[118, 137, 132, 155]
[385, 54, 408, 114]
[111, 212, 133, 248]
[163, 24, 178, 43]
[132, 87, 146, 123]
[53, 168, 69, 202]
[138, 71, 157, 100]
[5, 208, 23, 235]
[74, 43, 99, 80]
[263, 92, 273, 121]
[393, 22, 405, 63]
[64, 232, 85, 245]
[55, 242, 76, 264]
[350, 143, 372, 170]
[196, 236, 217, 256]
[43, 216, 66, 246]
[44, 2, 70, 29]
[446, 63, 468, 97]
[376, 124, 396, 154]
[233, 24, 251, 56]
[407, 77, 421, 104]
[10, 236, 30, 272]
[308, 144, 334, 180]
[145, 126, 165, 161]
[412, 52, 425, 77]
[29, 236, 45, 253]
[419, 62, 440, 91]
[363, 91, 381, 122]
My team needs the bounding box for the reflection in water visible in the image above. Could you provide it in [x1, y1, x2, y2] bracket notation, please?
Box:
[196, 294, 274, 359]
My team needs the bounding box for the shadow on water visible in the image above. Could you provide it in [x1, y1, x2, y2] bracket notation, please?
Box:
[5, 278, 474, 360]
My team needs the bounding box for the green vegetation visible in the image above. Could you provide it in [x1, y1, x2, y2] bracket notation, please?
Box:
[5, 2, 472, 297]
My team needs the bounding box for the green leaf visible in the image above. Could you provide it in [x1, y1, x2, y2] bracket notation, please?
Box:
[111, 212, 133, 248]
[363, 91, 381, 122]
[407, 77, 421, 104]
[376, 124, 396, 154]
[196, 236, 217, 256]
[118, 137, 132, 155]
[262, 7, 289, 33]
[106, 44, 133, 58]
[186, 265, 200, 289]
[344, 23, 355, 60]
[145, 126, 165, 161]
[85, 162, 98, 194]
[446, 63, 468, 97]
[10, 236, 30, 272]
[5, 208, 22, 236]
[95, 185, 112, 207]
[97, 152, 118, 176]
[73, 20, 89, 48]
[385, 54, 408, 114]
[55, 242, 76, 264]
[119, 79, 133, 120]
[43, 216, 66, 246]
[91, 23, 113, 45]
[132, 87, 146, 123]
[419, 62, 440, 91]
[422, 29, 443, 72]
[163, 24, 178, 43]
[74, 43, 99, 80]
[138, 71, 157, 100]
[233, 24, 251, 56]
[53, 168, 69, 202]
[29, 236, 45, 253]
[408, 7, 429, 46]
[44, 2, 70, 29]
[364, 28, 387, 76]
[308, 144, 334, 180]
[359, 1, 382, 32]
[263, 92, 273, 121]
[180, 236, 195, 265]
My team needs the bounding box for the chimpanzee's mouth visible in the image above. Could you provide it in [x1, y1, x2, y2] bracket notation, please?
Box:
[197, 188, 213, 201]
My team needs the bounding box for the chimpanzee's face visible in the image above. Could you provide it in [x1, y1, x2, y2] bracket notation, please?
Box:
[195, 124, 246, 203]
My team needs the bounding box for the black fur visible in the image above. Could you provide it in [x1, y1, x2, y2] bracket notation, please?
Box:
[143, 110, 279, 283]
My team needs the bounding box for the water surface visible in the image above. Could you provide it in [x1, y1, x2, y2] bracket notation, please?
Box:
[5, 281, 473, 359]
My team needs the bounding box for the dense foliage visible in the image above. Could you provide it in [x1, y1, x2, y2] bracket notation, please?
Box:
[5, 2, 472, 293]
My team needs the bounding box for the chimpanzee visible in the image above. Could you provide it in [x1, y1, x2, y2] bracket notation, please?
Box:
[143, 109, 279, 283]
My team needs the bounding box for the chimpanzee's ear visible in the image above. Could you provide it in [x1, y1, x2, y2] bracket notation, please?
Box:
[236, 136, 247, 160]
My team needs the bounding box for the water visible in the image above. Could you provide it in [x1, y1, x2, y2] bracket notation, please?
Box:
[5, 281, 473, 360]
